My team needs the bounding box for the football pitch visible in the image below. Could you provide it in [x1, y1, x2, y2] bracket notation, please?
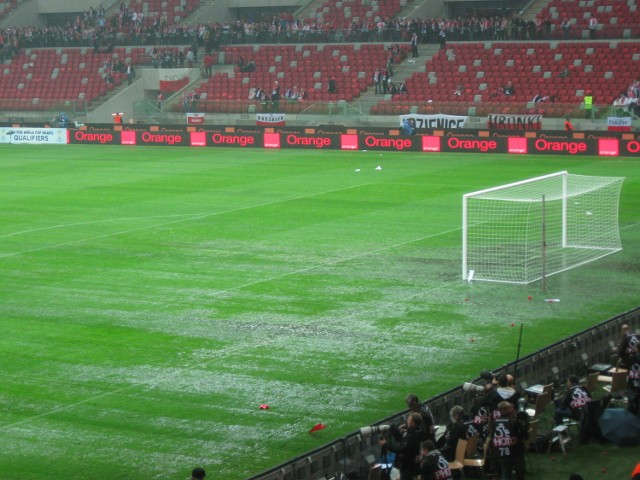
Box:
[1, 145, 639, 480]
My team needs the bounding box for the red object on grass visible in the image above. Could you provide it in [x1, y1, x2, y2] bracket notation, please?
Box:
[309, 423, 326, 433]
[259, 404, 270, 410]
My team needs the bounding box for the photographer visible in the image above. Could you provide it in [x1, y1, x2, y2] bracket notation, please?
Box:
[379, 412, 423, 480]
[436, 405, 475, 461]
[554, 375, 591, 426]
[405, 394, 436, 442]
[488, 373, 522, 419]
[420, 440, 453, 480]
[489, 401, 528, 480]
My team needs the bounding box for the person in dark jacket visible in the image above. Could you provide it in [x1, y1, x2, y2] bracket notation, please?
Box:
[379, 412, 423, 480]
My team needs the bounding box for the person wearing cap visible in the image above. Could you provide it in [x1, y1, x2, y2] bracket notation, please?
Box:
[192, 467, 206, 480]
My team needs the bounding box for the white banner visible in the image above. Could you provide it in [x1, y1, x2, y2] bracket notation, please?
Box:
[487, 114, 542, 130]
[256, 113, 286, 126]
[607, 117, 632, 131]
[0, 127, 67, 144]
[186, 113, 205, 125]
[398, 114, 468, 129]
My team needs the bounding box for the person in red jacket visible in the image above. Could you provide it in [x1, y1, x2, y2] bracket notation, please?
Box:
[564, 117, 574, 131]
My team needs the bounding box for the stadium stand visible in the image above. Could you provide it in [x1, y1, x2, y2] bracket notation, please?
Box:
[374, 41, 639, 117]
[0, 0, 19, 20]
[0, 46, 153, 110]
[538, 0, 640, 40]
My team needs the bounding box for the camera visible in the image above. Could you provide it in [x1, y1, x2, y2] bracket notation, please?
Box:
[360, 424, 392, 438]
[480, 369, 496, 382]
[463, 382, 486, 395]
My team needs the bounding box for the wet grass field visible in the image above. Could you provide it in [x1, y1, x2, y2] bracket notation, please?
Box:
[0, 145, 639, 479]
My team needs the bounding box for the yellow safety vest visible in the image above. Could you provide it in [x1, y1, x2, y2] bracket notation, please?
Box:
[584, 96, 593, 109]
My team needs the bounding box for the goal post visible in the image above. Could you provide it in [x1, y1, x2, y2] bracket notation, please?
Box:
[462, 171, 625, 284]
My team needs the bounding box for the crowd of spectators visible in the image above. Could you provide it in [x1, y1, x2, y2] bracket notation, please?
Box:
[612, 78, 640, 116]
[0, 6, 580, 59]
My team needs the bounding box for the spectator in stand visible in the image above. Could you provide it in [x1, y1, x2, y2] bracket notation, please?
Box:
[398, 82, 407, 95]
[613, 92, 630, 115]
[373, 68, 382, 94]
[327, 75, 337, 94]
[588, 15, 598, 39]
[454, 84, 464, 96]
[560, 15, 571, 40]
[559, 66, 570, 79]
[495, 81, 515, 97]
[204, 53, 214, 77]
[410, 32, 418, 58]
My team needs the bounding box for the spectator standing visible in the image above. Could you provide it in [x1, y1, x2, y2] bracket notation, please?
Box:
[204, 54, 214, 77]
[327, 75, 337, 94]
[561, 16, 571, 40]
[588, 15, 598, 39]
[126, 62, 135, 85]
[410, 32, 418, 57]
[373, 68, 381, 94]
[564, 117, 574, 130]
[438, 28, 446, 50]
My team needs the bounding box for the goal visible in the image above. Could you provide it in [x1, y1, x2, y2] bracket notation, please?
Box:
[462, 171, 625, 284]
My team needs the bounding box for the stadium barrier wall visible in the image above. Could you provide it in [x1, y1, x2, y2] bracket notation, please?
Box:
[2, 126, 639, 157]
[246, 306, 640, 480]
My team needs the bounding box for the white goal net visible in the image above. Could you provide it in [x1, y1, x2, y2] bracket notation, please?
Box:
[462, 171, 625, 284]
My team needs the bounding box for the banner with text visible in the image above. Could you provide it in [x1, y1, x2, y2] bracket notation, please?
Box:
[256, 113, 286, 126]
[607, 117, 632, 132]
[399, 114, 468, 130]
[0, 127, 67, 144]
[159, 68, 190, 92]
[187, 113, 205, 125]
[487, 114, 542, 130]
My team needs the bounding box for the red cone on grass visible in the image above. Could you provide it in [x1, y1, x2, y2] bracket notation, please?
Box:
[309, 423, 326, 433]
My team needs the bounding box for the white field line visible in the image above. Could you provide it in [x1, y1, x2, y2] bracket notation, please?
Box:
[0, 183, 375, 259]
[0, 225, 461, 432]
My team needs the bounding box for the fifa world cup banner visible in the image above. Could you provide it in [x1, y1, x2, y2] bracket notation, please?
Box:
[159, 69, 190, 92]
[256, 113, 286, 126]
[607, 117, 632, 132]
[487, 114, 542, 130]
[399, 114, 468, 130]
[0, 127, 67, 144]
